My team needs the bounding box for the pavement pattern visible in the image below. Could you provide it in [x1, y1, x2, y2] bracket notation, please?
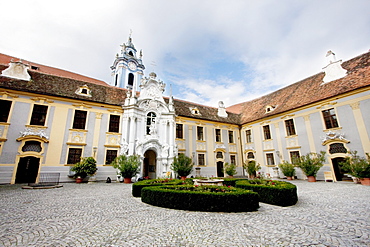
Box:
[0, 180, 369, 247]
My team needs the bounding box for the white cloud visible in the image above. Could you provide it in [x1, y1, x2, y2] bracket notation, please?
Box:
[1, 0, 369, 108]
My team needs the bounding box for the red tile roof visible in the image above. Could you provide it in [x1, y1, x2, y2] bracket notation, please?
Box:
[227, 51, 370, 125]
[0, 53, 109, 86]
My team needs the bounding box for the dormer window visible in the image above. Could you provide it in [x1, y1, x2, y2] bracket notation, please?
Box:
[31, 66, 39, 70]
[75, 85, 92, 97]
[265, 105, 276, 113]
[190, 107, 201, 115]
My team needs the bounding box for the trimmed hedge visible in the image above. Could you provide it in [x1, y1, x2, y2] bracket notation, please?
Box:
[132, 179, 185, 197]
[141, 185, 259, 212]
[222, 178, 248, 187]
[235, 180, 298, 207]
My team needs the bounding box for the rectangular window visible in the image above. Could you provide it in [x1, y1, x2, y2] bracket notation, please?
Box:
[230, 155, 236, 165]
[198, 154, 205, 166]
[176, 123, 183, 139]
[30, 104, 48, 126]
[322, 108, 339, 129]
[266, 153, 275, 166]
[109, 115, 120, 133]
[228, 130, 234, 143]
[105, 150, 118, 165]
[263, 125, 271, 140]
[245, 129, 252, 143]
[215, 129, 221, 142]
[285, 119, 296, 136]
[290, 151, 300, 163]
[0, 100, 12, 122]
[197, 126, 204, 141]
[67, 148, 82, 164]
[72, 110, 87, 129]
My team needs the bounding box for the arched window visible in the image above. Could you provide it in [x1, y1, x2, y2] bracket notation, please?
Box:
[128, 73, 134, 88]
[128, 51, 134, 56]
[216, 152, 223, 159]
[247, 152, 255, 159]
[146, 112, 156, 135]
[22, 141, 42, 152]
[329, 143, 347, 154]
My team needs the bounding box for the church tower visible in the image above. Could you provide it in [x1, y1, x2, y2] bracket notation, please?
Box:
[110, 35, 145, 91]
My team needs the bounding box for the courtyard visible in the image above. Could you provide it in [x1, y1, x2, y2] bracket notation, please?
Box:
[0, 180, 369, 247]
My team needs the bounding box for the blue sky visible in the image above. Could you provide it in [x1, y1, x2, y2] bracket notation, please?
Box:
[1, 0, 369, 108]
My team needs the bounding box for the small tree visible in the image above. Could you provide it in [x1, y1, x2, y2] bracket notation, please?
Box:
[243, 160, 261, 178]
[111, 154, 141, 179]
[294, 151, 326, 178]
[278, 160, 296, 178]
[340, 151, 370, 179]
[224, 162, 237, 177]
[71, 157, 97, 178]
[171, 154, 193, 179]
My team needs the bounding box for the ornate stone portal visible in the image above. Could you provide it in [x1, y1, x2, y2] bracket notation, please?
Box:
[120, 72, 176, 178]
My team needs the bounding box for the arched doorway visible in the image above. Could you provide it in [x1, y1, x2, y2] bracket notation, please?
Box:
[15, 156, 40, 183]
[331, 157, 348, 181]
[144, 150, 157, 179]
[217, 161, 224, 177]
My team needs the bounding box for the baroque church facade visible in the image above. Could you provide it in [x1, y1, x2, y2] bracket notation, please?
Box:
[0, 37, 369, 184]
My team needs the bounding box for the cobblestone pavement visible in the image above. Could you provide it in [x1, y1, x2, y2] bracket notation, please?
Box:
[0, 180, 369, 247]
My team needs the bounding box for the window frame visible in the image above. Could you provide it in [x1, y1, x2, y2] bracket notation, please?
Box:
[266, 153, 275, 166]
[72, 110, 87, 130]
[230, 155, 236, 165]
[30, 104, 48, 126]
[67, 148, 83, 165]
[285, 119, 296, 136]
[245, 129, 252, 143]
[263, 125, 272, 140]
[105, 149, 118, 165]
[108, 115, 120, 133]
[289, 151, 300, 163]
[215, 129, 221, 142]
[0, 99, 12, 122]
[197, 126, 204, 141]
[176, 123, 183, 139]
[322, 108, 339, 129]
[228, 130, 234, 143]
[198, 153, 205, 166]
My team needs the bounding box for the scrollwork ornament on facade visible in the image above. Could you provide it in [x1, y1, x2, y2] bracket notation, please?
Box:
[19, 127, 49, 140]
[321, 131, 349, 143]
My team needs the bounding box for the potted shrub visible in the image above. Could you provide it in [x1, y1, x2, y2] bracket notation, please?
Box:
[71, 157, 98, 183]
[278, 160, 296, 180]
[224, 162, 237, 177]
[294, 151, 326, 182]
[340, 151, 370, 186]
[171, 154, 193, 180]
[243, 160, 261, 179]
[111, 154, 141, 183]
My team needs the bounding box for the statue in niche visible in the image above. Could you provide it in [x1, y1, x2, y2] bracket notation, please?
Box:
[120, 139, 129, 155]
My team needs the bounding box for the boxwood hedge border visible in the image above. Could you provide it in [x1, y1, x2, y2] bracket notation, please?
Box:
[235, 180, 298, 206]
[141, 185, 259, 212]
[132, 179, 185, 197]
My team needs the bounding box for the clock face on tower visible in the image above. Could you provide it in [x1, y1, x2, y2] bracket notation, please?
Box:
[128, 61, 137, 71]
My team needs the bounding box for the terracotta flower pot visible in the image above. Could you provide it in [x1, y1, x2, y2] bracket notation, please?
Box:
[286, 176, 293, 180]
[360, 178, 370, 186]
[123, 177, 132, 184]
[76, 177, 83, 183]
[180, 176, 187, 181]
[307, 176, 316, 182]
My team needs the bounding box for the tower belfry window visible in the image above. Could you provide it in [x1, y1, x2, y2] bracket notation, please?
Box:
[128, 51, 133, 56]
[128, 73, 134, 88]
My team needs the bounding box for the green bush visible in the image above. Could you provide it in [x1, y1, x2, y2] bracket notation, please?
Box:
[294, 151, 326, 177]
[243, 160, 261, 178]
[340, 151, 370, 179]
[222, 178, 248, 187]
[235, 179, 298, 207]
[111, 154, 140, 178]
[71, 157, 97, 178]
[132, 179, 184, 197]
[278, 160, 296, 177]
[141, 185, 259, 212]
[171, 154, 193, 177]
[224, 162, 237, 176]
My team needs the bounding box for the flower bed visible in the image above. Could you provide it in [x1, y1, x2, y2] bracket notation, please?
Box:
[132, 179, 185, 197]
[141, 185, 259, 212]
[235, 179, 298, 207]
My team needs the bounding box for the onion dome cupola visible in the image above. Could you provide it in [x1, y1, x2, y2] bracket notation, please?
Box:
[110, 35, 145, 91]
